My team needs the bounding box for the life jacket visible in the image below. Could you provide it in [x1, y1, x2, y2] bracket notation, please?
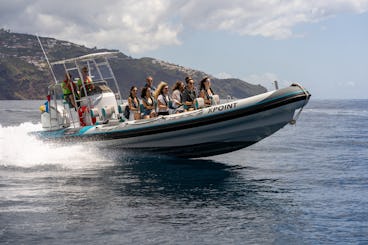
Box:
[143, 96, 154, 106]
[130, 96, 140, 109]
[161, 94, 173, 109]
[78, 76, 93, 90]
[204, 88, 214, 100]
[62, 79, 76, 95]
[184, 88, 196, 102]
[85, 76, 92, 84]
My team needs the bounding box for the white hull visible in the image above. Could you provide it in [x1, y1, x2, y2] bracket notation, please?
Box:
[95, 101, 302, 157]
[35, 84, 310, 158]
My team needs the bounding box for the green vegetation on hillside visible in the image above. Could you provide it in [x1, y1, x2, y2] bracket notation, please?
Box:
[0, 29, 266, 99]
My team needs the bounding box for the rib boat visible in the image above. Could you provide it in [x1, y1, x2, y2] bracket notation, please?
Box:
[33, 52, 311, 158]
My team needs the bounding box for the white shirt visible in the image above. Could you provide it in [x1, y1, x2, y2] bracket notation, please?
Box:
[157, 94, 169, 113]
[171, 89, 182, 108]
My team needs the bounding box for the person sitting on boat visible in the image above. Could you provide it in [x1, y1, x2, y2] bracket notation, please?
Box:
[78, 66, 95, 96]
[61, 73, 78, 109]
[171, 80, 186, 113]
[199, 76, 215, 107]
[154, 82, 172, 116]
[141, 86, 157, 119]
[128, 86, 141, 120]
[144, 76, 156, 95]
[182, 76, 197, 110]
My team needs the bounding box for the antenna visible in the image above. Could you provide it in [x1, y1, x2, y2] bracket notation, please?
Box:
[36, 35, 58, 84]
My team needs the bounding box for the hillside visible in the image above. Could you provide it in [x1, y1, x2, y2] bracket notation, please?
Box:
[0, 29, 266, 99]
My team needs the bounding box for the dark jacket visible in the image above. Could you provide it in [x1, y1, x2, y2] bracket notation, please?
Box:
[182, 87, 197, 108]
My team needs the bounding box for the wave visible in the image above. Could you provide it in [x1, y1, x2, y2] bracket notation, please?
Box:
[303, 108, 368, 117]
[0, 122, 112, 169]
[0, 108, 39, 113]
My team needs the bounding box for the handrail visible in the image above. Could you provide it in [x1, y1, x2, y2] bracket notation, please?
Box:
[50, 52, 119, 65]
[289, 83, 311, 125]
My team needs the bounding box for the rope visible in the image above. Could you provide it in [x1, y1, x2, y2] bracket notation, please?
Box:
[289, 83, 310, 125]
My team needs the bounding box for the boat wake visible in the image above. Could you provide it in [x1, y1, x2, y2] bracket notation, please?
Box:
[0, 122, 112, 169]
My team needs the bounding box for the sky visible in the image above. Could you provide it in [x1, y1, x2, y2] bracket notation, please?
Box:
[1, 0, 367, 99]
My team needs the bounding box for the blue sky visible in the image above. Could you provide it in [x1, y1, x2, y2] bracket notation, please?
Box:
[1, 0, 367, 99]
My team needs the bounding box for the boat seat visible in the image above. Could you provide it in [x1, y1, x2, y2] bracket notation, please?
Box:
[90, 108, 100, 119]
[211, 95, 220, 105]
[194, 98, 205, 109]
[102, 105, 115, 120]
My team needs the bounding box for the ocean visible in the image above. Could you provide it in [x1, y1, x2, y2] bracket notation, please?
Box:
[0, 99, 367, 244]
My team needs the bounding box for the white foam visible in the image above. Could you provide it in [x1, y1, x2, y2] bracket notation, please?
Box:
[0, 122, 112, 169]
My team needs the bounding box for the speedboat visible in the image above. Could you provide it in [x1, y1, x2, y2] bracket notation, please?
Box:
[33, 52, 311, 158]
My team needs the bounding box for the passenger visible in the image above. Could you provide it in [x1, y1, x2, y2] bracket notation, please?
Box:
[78, 66, 94, 96]
[171, 80, 186, 113]
[61, 73, 77, 108]
[199, 77, 215, 107]
[182, 76, 197, 110]
[144, 76, 156, 95]
[128, 86, 141, 120]
[141, 87, 157, 119]
[154, 82, 171, 116]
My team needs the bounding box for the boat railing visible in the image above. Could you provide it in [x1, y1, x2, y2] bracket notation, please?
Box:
[45, 52, 124, 129]
[49, 79, 118, 127]
[46, 83, 77, 129]
[51, 52, 122, 103]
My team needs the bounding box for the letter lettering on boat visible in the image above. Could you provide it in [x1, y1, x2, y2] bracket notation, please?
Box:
[208, 102, 237, 114]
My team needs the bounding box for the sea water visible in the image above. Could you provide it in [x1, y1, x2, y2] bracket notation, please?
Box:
[0, 100, 367, 244]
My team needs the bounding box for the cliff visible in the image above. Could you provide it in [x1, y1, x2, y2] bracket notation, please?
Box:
[0, 29, 267, 99]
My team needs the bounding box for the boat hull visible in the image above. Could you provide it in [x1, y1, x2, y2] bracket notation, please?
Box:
[34, 85, 310, 158]
[104, 101, 299, 157]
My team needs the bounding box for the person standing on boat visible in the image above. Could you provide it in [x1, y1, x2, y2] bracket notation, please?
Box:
[171, 80, 185, 113]
[78, 66, 95, 96]
[144, 76, 156, 95]
[141, 86, 157, 119]
[128, 86, 141, 120]
[62, 73, 78, 109]
[154, 82, 171, 116]
[182, 76, 197, 110]
[199, 77, 215, 107]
